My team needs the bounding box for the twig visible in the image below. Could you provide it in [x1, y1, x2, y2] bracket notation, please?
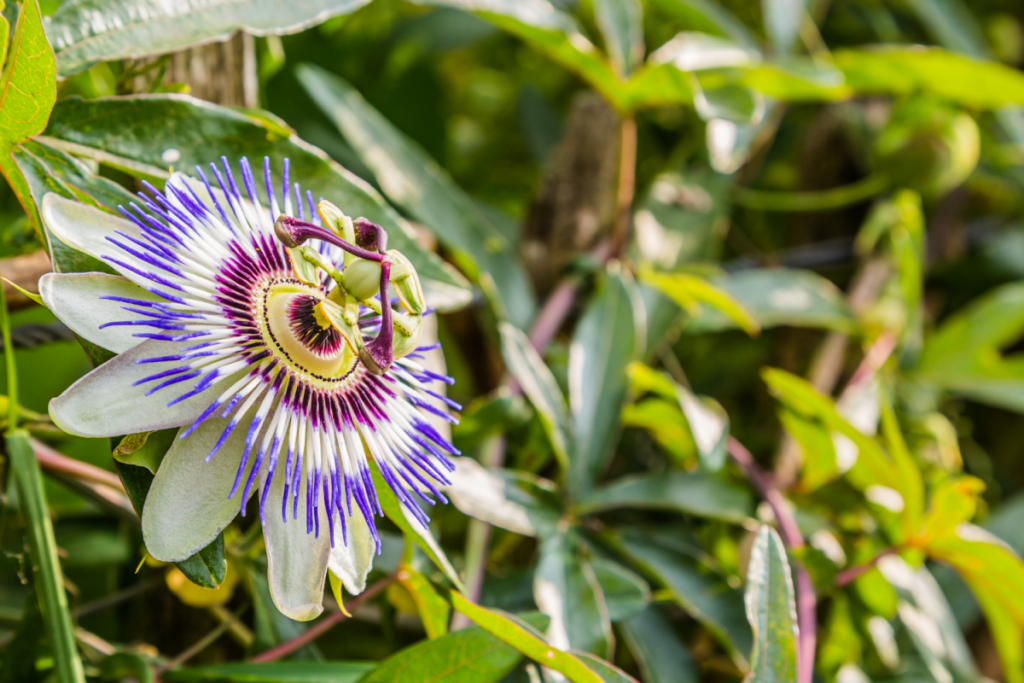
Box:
[32, 439, 125, 491]
[73, 577, 162, 618]
[727, 437, 815, 683]
[835, 547, 901, 587]
[250, 573, 395, 663]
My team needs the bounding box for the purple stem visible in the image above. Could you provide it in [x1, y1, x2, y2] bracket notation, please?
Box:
[359, 259, 394, 375]
[275, 216, 384, 263]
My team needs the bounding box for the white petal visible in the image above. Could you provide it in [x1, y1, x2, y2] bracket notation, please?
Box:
[328, 511, 375, 596]
[261, 465, 330, 621]
[39, 273, 160, 354]
[43, 193, 145, 272]
[49, 338, 233, 437]
[142, 414, 253, 562]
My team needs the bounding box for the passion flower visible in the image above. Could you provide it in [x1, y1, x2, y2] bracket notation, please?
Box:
[40, 157, 460, 620]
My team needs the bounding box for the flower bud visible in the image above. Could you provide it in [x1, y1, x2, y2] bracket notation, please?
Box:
[392, 313, 423, 359]
[874, 99, 979, 198]
[342, 258, 382, 302]
[388, 250, 426, 315]
[288, 246, 322, 285]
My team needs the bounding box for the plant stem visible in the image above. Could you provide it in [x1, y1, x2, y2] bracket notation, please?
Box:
[0, 264, 85, 682]
[727, 437, 815, 683]
[155, 602, 248, 675]
[835, 547, 901, 587]
[610, 117, 637, 256]
[250, 573, 395, 663]
[734, 173, 889, 212]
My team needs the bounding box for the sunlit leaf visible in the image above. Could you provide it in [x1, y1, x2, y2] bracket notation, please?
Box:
[575, 470, 753, 523]
[446, 458, 561, 538]
[593, 0, 644, 76]
[744, 526, 798, 683]
[47, 0, 372, 76]
[163, 662, 374, 682]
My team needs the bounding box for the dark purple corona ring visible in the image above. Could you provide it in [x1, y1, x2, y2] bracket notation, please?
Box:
[89, 156, 460, 551]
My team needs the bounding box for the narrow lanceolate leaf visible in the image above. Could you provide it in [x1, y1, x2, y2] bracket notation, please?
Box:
[575, 470, 753, 524]
[744, 526, 799, 683]
[163, 662, 373, 682]
[298, 66, 536, 328]
[446, 459, 562, 538]
[7, 431, 85, 682]
[534, 532, 614, 658]
[499, 322, 572, 469]
[594, 0, 644, 76]
[397, 565, 452, 639]
[42, 95, 472, 312]
[620, 605, 699, 683]
[446, 591, 605, 683]
[46, 0, 372, 75]
[369, 461, 464, 591]
[568, 272, 637, 498]
[640, 269, 759, 336]
[0, 0, 56, 235]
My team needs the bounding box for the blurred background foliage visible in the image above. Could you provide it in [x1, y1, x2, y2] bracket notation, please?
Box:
[6, 0, 1024, 681]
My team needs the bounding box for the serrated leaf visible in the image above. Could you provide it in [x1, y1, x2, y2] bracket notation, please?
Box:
[0, 0, 56, 235]
[744, 526, 799, 683]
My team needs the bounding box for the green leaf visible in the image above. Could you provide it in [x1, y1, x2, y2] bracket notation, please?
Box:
[762, 0, 809, 54]
[6, 431, 85, 683]
[612, 529, 752, 669]
[777, 408, 837, 491]
[498, 322, 572, 469]
[416, 0, 630, 113]
[445, 591, 605, 683]
[112, 428, 176, 473]
[0, 590, 44, 683]
[568, 271, 637, 498]
[297, 66, 535, 328]
[569, 653, 641, 682]
[593, 0, 644, 76]
[47, 0, 372, 76]
[575, 470, 753, 524]
[368, 460, 463, 591]
[534, 531, 613, 657]
[640, 268, 759, 336]
[0, 0, 56, 236]
[927, 525, 1024, 683]
[163, 662, 374, 683]
[620, 605, 699, 683]
[42, 95, 472, 312]
[915, 281, 1024, 413]
[684, 269, 854, 334]
[446, 459, 562, 538]
[358, 617, 532, 682]
[396, 564, 452, 639]
[646, 0, 757, 48]
[621, 399, 697, 466]
[174, 535, 227, 589]
[591, 558, 650, 622]
[744, 526, 798, 683]
[834, 46, 1024, 110]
